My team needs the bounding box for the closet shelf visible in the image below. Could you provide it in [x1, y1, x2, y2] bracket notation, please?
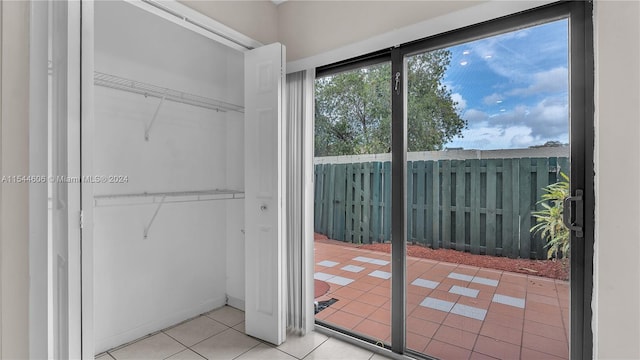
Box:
[94, 72, 244, 114]
[94, 189, 244, 207]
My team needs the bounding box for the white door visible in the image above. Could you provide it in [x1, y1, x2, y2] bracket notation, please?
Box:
[244, 43, 287, 345]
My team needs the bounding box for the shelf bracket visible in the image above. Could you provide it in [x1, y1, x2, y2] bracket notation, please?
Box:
[143, 195, 166, 239]
[145, 95, 166, 141]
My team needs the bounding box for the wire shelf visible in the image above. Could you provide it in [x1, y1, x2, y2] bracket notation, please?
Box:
[94, 71, 244, 113]
[94, 189, 244, 207]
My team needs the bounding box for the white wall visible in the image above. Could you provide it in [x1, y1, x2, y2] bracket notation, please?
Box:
[277, 1, 485, 62]
[93, 1, 244, 352]
[180, 0, 278, 46]
[593, 1, 640, 358]
[0, 1, 30, 358]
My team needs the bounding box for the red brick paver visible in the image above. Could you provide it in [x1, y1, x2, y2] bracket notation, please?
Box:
[314, 241, 570, 360]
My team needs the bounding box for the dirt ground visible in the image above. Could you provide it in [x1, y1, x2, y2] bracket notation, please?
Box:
[315, 233, 569, 281]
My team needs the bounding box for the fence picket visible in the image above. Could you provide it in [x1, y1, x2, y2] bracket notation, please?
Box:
[371, 162, 381, 242]
[383, 162, 392, 241]
[470, 159, 481, 254]
[407, 161, 414, 244]
[326, 164, 336, 239]
[416, 161, 426, 246]
[486, 160, 497, 256]
[519, 159, 532, 259]
[441, 160, 452, 249]
[314, 165, 324, 231]
[334, 164, 346, 240]
[502, 159, 514, 258]
[455, 160, 466, 251]
[363, 162, 372, 243]
[535, 158, 550, 259]
[431, 161, 441, 249]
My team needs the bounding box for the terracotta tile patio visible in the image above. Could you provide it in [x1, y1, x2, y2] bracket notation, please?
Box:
[314, 241, 570, 360]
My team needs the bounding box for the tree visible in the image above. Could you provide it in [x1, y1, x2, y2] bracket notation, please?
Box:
[314, 49, 466, 157]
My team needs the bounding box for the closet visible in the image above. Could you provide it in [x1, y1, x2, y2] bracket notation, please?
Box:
[90, 1, 284, 353]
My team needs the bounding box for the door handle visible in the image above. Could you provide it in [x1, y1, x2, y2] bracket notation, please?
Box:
[260, 204, 267, 212]
[563, 189, 584, 238]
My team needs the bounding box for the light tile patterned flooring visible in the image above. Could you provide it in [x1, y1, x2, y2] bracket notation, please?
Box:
[96, 306, 392, 360]
[314, 241, 570, 360]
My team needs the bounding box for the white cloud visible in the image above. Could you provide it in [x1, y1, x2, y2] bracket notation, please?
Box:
[455, 96, 569, 149]
[445, 125, 540, 150]
[483, 93, 503, 105]
[451, 93, 467, 112]
[462, 109, 488, 123]
[508, 67, 568, 96]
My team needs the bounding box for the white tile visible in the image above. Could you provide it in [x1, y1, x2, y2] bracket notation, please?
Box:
[317, 260, 339, 267]
[165, 349, 206, 360]
[314, 272, 334, 281]
[448, 272, 474, 282]
[352, 256, 389, 266]
[471, 276, 499, 287]
[411, 278, 439, 289]
[450, 303, 487, 321]
[341, 265, 365, 273]
[164, 316, 228, 347]
[369, 259, 390, 266]
[419, 297, 455, 312]
[277, 331, 328, 359]
[190, 328, 260, 360]
[305, 337, 373, 360]
[235, 343, 297, 360]
[449, 285, 479, 298]
[370, 352, 394, 359]
[233, 321, 246, 333]
[110, 333, 185, 360]
[205, 306, 245, 327]
[327, 276, 354, 286]
[492, 294, 526, 308]
[368, 270, 392, 280]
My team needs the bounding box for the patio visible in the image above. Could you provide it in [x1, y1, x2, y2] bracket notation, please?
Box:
[314, 240, 570, 360]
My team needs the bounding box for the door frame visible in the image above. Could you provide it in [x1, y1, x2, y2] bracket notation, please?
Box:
[314, 2, 594, 358]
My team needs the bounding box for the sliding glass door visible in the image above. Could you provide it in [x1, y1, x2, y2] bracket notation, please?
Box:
[314, 60, 393, 345]
[313, 3, 592, 359]
[403, 19, 572, 359]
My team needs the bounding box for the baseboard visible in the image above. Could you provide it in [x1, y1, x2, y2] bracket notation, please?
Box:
[95, 295, 227, 354]
[226, 295, 245, 311]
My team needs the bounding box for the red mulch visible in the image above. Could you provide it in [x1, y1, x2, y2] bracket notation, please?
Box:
[315, 233, 568, 281]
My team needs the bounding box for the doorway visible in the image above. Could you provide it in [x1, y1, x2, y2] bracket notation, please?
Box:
[313, 2, 593, 359]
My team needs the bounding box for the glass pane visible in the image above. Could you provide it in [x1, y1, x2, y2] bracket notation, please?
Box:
[314, 62, 392, 345]
[405, 19, 570, 359]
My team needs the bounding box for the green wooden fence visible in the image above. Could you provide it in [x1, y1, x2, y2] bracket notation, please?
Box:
[314, 157, 569, 260]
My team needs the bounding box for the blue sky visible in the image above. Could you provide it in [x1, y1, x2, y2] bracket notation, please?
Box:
[440, 19, 569, 150]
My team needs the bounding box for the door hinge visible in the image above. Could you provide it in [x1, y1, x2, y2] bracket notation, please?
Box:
[80, 210, 84, 229]
[563, 189, 584, 238]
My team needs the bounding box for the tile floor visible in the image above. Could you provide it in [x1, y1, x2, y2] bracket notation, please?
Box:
[95, 306, 392, 360]
[314, 241, 570, 360]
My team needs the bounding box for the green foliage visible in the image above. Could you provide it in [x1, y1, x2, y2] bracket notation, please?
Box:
[531, 172, 570, 259]
[314, 50, 466, 156]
